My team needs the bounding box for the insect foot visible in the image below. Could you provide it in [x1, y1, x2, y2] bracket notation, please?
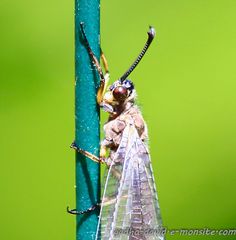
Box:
[67, 204, 99, 215]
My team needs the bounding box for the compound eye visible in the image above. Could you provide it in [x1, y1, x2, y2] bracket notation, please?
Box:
[113, 86, 128, 102]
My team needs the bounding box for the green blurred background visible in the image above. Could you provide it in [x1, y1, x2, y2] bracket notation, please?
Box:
[0, 0, 236, 239]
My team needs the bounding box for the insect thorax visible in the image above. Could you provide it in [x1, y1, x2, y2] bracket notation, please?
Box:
[102, 105, 148, 152]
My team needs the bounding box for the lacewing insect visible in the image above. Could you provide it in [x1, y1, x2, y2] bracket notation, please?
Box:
[68, 23, 165, 240]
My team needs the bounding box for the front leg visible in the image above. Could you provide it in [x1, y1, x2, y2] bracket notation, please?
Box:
[97, 49, 110, 104]
[99, 145, 107, 159]
[97, 70, 110, 104]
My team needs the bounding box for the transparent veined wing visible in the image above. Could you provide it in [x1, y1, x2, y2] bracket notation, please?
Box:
[96, 123, 164, 240]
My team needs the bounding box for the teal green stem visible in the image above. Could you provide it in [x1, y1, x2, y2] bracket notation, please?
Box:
[74, 0, 100, 239]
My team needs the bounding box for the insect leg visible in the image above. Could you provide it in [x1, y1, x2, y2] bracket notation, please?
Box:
[67, 204, 100, 215]
[100, 49, 109, 74]
[70, 142, 105, 164]
[97, 49, 110, 104]
[80, 22, 110, 104]
[68, 142, 103, 215]
[70, 142, 122, 178]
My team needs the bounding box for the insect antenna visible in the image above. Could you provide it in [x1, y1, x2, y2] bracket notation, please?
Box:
[79, 22, 105, 81]
[119, 26, 156, 82]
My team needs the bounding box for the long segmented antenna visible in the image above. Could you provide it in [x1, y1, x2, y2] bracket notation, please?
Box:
[80, 22, 105, 81]
[119, 26, 156, 82]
